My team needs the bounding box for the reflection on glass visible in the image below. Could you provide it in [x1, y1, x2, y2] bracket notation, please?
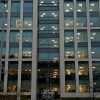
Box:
[92, 62, 100, 92]
[20, 96, 31, 100]
[21, 61, 31, 92]
[0, 96, 17, 100]
[7, 62, 18, 92]
[89, 1, 99, 12]
[37, 61, 60, 99]
[77, 16, 87, 27]
[92, 47, 100, 58]
[90, 17, 100, 27]
[22, 47, 32, 58]
[11, 1, 20, 28]
[39, 11, 58, 18]
[65, 61, 76, 92]
[91, 30, 100, 42]
[79, 61, 89, 93]
[77, 30, 87, 42]
[22, 31, 32, 58]
[23, 17, 32, 28]
[77, 1, 86, 12]
[0, 2, 8, 28]
[9, 31, 20, 58]
[64, 30, 74, 43]
[39, 38, 59, 47]
[64, 2, 73, 12]
[64, 17, 74, 28]
[23, 1, 33, 28]
[22, 31, 32, 42]
[78, 47, 88, 59]
[64, 30, 75, 59]
[64, 47, 75, 59]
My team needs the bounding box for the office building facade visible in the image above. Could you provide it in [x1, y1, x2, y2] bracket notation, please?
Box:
[0, 0, 100, 100]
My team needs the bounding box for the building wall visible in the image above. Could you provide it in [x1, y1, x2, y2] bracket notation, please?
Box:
[0, 0, 100, 100]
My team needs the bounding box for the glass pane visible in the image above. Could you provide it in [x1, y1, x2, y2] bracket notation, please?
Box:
[9, 31, 20, 58]
[65, 61, 76, 92]
[91, 47, 100, 58]
[0, 31, 6, 58]
[7, 62, 18, 92]
[64, 2, 73, 12]
[77, 30, 88, 42]
[78, 47, 88, 59]
[22, 31, 32, 42]
[91, 30, 100, 42]
[89, 1, 99, 12]
[10, 1, 20, 28]
[20, 96, 31, 100]
[78, 61, 90, 93]
[64, 17, 74, 28]
[92, 62, 100, 92]
[77, 1, 86, 12]
[77, 16, 87, 27]
[21, 61, 32, 92]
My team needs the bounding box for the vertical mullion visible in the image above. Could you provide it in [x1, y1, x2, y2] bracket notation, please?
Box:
[31, 0, 38, 100]
[59, 0, 65, 95]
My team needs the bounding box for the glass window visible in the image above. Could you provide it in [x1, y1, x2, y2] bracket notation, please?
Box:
[39, 0, 59, 3]
[21, 61, 31, 92]
[64, 17, 74, 28]
[10, 1, 20, 28]
[64, 2, 73, 12]
[22, 47, 32, 58]
[39, 11, 58, 18]
[0, 2, 8, 12]
[22, 31, 32, 42]
[77, 1, 86, 12]
[23, 17, 32, 28]
[0, 16, 7, 28]
[11, 1, 20, 12]
[39, 38, 59, 47]
[0, 96, 17, 100]
[23, 1, 33, 13]
[9, 31, 20, 42]
[0, 31, 6, 58]
[38, 52, 59, 60]
[77, 30, 87, 42]
[65, 61, 76, 92]
[91, 47, 100, 58]
[78, 61, 90, 93]
[0, 62, 5, 92]
[23, 1, 33, 28]
[64, 30, 74, 43]
[7, 62, 18, 92]
[77, 16, 87, 27]
[89, 1, 99, 12]
[20, 96, 31, 100]
[92, 62, 100, 92]
[22, 31, 32, 58]
[65, 47, 75, 59]
[39, 24, 58, 31]
[64, 30, 75, 59]
[78, 47, 88, 59]
[9, 31, 20, 58]
[91, 30, 100, 42]
[0, 2, 8, 28]
[10, 17, 20, 28]
[90, 17, 100, 27]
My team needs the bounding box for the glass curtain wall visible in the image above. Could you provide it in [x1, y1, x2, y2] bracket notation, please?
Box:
[37, 0, 60, 100]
